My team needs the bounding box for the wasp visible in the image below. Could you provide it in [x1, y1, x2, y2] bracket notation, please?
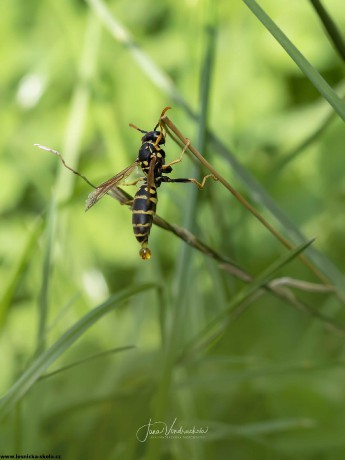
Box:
[84, 107, 214, 260]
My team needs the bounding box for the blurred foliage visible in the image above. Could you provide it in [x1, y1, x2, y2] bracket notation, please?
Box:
[1, 0, 345, 459]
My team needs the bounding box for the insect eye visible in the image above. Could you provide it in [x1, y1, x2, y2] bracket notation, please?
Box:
[155, 132, 165, 145]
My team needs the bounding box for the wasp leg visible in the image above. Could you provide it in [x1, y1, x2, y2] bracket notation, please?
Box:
[154, 130, 164, 148]
[121, 176, 146, 187]
[116, 177, 145, 206]
[162, 140, 191, 170]
[121, 199, 134, 206]
[160, 174, 217, 190]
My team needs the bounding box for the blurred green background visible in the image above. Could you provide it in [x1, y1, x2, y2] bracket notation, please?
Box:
[1, 0, 345, 459]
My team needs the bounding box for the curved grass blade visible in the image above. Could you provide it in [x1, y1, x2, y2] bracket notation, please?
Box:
[0, 283, 155, 420]
[39, 346, 135, 381]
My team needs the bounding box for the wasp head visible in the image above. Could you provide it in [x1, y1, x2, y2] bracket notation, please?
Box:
[141, 130, 165, 145]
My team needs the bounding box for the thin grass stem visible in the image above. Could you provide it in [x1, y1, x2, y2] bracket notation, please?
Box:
[243, 0, 345, 121]
[310, 0, 345, 62]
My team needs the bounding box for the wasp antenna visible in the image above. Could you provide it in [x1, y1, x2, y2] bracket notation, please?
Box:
[153, 106, 172, 131]
[160, 106, 172, 118]
[35, 144, 96, 189]
[34, 143, 60, 156]
[129, 123, 147, 134]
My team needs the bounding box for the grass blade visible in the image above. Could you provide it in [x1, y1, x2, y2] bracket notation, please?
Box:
[85, 0, 187, 109]
[36, 199, 56, 354]
[0, 283, 155, 420]
[182, 239, 315, 358]
[310, 0, 345, 62]
[174, 0, 218, 296]
[39, 346, 135, 380]
[0, 218, 43, 329]
[54, 13, 101, 203]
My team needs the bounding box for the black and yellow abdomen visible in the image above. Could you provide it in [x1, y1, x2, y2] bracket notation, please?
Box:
[132, 182, 158, 260]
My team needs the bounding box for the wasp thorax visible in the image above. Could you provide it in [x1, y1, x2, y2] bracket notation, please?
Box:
[141, 130, 165, 145]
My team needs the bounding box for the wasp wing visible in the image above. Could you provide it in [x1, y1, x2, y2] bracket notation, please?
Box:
[85, 161, 139, 211]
